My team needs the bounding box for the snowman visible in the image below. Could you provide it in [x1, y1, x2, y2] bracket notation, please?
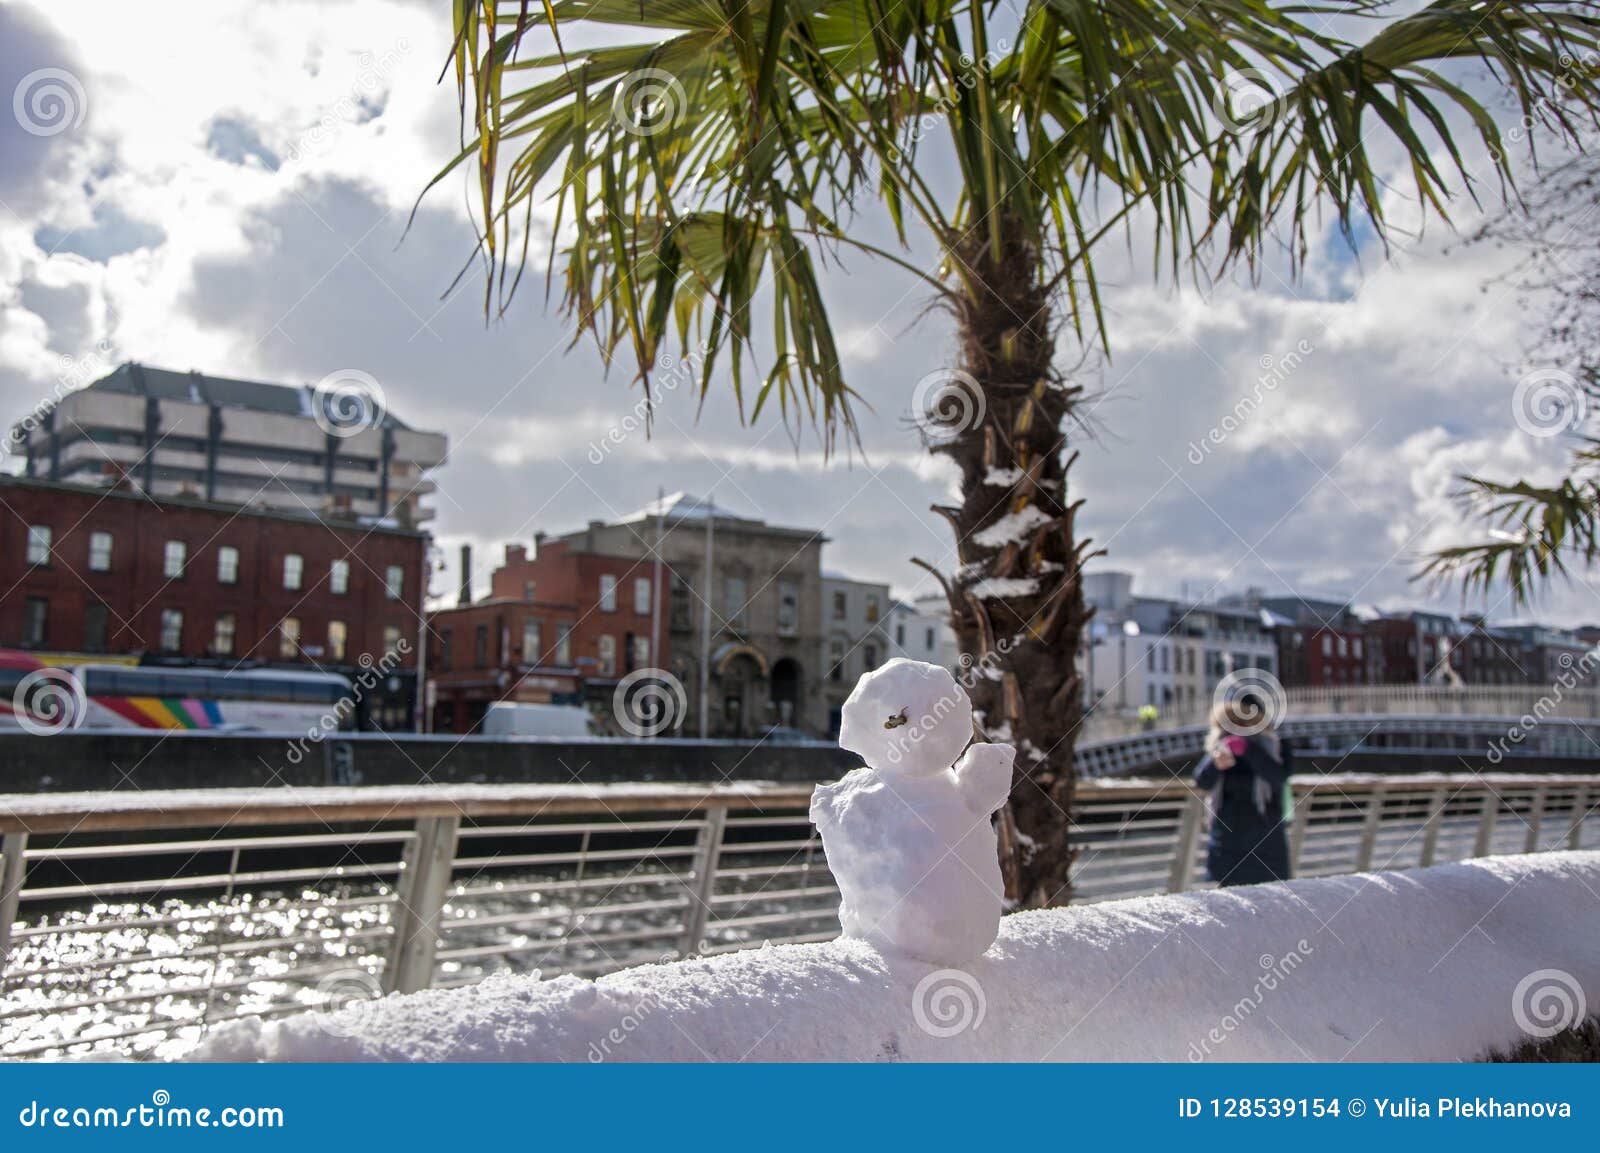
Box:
[810, 658, 1015, 965]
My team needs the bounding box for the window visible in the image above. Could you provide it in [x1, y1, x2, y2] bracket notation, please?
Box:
[440, 627, 453, 671]
[213, 614, 236, 656]
[926, 627, 935, 650]
[383, 625, 402, 652]
[279, 617, 300, 658]
[896, 622, 906, 646]
[865, 594, 880, 623]
[23, 597, 48, 646]
[328, 620, 347, 661]
[385, 565, 404, 600]
[1353, 638, 1363, 658]
[522, 619, 541, 663]
[217, 546, 239, 584]
[599, 574, 618, 611]
[475, 625, 489, 668]
[1337, 636, 1348, 657]
[26, 526, 51, 566]
[778, 581, 799, 636]
[330, 559, 350, 595]
[634, 577, 652, 615]
[523, 580, 535, 600]
[725, 576, 747, 625]
[863, 642, 879, 671]
[630, 635, 650, 668]
[832, 591, 847, 621]
[829, 637, 846, 681]
[555, 623, 574, 665]
[160, 609, 184, 652]
[283, 554, 304, 591]
[88, 531, 113, 572]
[598, 634, 617, 676]
[1321, 634, 1332, 656]
[670, 576, 693, 631]
[164, 540, 187, 578]
[84, 603, 109, 651]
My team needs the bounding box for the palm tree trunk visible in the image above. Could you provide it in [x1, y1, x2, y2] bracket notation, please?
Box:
[919, 214, 1094, 908]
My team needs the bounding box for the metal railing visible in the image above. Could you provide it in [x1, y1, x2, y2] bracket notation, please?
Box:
[1, 773, 1595, 1059]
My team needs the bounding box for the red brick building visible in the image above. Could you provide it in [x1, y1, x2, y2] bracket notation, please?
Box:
[1366, 611, 1465, 685]
[492, 537, 670, 676]
[424, 538, 672, 734]
[0, 475, 426, 727]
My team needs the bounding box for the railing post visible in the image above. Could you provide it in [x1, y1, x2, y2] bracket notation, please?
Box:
[680, 805, 727, 958]
[0, 832, 27, 979]
[1288, 783, 1311, 875]
[1524, 786, 1548, 854]
[1419, 786, 1448, 867]
[1473, 790, 1498, 858]
[1568, 786, 1590, 851]
[1167, 791, 1205, 893]
[384, 815, 459, 995]
[1354, 785, 1386, 872]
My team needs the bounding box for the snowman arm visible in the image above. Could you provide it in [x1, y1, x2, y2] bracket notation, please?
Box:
[954, 743, 1015, 814]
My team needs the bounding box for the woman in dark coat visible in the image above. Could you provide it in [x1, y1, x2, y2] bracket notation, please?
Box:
[1193, 698, 1292, 887]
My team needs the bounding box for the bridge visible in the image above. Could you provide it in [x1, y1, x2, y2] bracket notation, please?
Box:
[2, 769, 1595, 1059]
[1075, 685, 1600, 776]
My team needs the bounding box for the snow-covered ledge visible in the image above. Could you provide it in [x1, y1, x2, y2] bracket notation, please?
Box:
[196, 852, 1600, 1062]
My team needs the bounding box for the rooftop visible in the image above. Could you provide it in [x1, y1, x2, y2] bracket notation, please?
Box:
[75, 362, 433, 434]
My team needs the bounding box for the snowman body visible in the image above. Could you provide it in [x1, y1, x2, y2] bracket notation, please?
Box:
[810, 658, 1015, 965]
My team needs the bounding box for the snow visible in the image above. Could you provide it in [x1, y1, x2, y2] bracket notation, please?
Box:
[817, 660, 1014, 964]
[971, 506, 1053, 548]
[968, 577, 1040, 599]
[192, 851, 1600, 1062]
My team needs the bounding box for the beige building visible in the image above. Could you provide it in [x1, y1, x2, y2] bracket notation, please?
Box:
[552, 493, 826, 738]
[11, 363, 447, 528]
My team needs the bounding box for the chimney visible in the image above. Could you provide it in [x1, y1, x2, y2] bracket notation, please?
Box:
[505, 544, 527, 566]
[459, 544, 473, 606]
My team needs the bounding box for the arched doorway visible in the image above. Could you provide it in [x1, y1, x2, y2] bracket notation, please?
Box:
[770, 657, 802, 729]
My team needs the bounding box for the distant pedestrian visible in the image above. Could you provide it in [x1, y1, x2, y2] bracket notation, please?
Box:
[1193, 696, 1292, 887]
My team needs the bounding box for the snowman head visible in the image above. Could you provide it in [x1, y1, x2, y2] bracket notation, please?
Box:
[838, 658, 974, 775]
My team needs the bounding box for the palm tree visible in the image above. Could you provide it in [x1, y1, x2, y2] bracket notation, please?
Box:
[433, 0, 1600, 906]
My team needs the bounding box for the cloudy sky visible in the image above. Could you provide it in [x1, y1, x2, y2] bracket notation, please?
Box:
[1, 0, 1594, 627]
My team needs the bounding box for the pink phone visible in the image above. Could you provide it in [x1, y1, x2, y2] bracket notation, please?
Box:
[1223, 735, 1248, 757]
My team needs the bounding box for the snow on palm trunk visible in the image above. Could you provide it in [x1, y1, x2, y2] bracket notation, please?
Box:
[809, 659, 1015, 965]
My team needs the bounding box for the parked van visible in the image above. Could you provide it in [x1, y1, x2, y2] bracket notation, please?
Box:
[479, 702, 596, 738]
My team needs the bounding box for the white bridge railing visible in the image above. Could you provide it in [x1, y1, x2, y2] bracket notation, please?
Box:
[1079, 685, 1600, 743]
[1, 773, 1595, 1059]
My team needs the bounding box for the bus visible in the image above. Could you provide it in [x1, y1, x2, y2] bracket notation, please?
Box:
[0, 653, 354, 734]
